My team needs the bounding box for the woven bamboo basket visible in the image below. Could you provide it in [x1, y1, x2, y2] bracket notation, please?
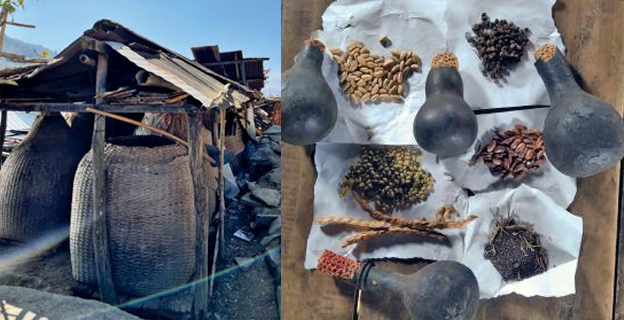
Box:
[0, 114, 92, 242]
[70, 135, 199, 296]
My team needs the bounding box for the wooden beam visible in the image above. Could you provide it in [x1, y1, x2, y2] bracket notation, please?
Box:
[0, 103, 195, 113]
[0, 110, 6, 168]
[91, 52, 118, 304]
[85, 107, 215, 166]
[188, 110, 210, 320]
[0, 51, 47, 64]
[199, 58, 270, 67]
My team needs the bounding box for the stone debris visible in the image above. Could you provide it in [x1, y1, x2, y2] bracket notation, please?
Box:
[234, 257, 256, 270]
[251, 188, 281, 207]
[233, 229, 255, 242]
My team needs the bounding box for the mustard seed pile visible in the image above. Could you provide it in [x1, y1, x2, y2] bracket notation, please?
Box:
[331, 42, 421, 105]
[340, 146, 434, 213]
[484, 216, 548, 281]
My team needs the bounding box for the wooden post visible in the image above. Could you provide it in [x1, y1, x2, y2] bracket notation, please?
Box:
[91, 52, 118, 304]
[0, 4, 8, 168]
[240, 61, 247, 87]
[0, 110, 6, 167]
[188, 110, 209, 320]
[218, 107, 226, 256]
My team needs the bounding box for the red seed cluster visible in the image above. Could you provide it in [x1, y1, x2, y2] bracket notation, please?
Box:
[316, 250, 361, 280]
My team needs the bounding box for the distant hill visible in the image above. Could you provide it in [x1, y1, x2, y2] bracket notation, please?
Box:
[0, 34, 55, 69]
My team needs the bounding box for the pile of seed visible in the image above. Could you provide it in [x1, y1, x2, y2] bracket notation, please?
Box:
[467, 13, 531, 81]
[331, 42, 421, 105]
[340, 146, 434, 213]
[471, 124, 546, 181]
[484, 216, 548, 281]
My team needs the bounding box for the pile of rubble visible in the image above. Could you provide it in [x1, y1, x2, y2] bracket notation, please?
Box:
[207, 125, 281, 320]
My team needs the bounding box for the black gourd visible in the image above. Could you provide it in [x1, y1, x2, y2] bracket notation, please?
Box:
[282, 41, 338, 145]
[534, 44, 624, 177]
[414, 54, 478, 157]
[318, 251, 480, 320]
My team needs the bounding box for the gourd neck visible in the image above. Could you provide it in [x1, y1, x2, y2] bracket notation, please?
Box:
[296, 44, 324, 70]
[425, 67, 463, 98]
[534, 47, 580, 103]
[350, 262, 405, 298]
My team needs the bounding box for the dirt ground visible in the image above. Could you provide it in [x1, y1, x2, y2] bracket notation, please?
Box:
[207, 199, 280, 320]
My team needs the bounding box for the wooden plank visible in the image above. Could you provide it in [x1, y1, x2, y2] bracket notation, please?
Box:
[283, 0, 624, 320]
[282, 0, 356, 318]
[281, 0, 335, 72]
[282, 144, 357, 320]
[187, 111, 210, 320]
[0, 103, 195, 113]
[91, 52, 118, 304]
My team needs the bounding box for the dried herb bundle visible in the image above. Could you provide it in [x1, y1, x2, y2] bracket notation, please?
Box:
[318, 193, 478, 247]
[484, 215, 548, 281]
[331, 42, 421, 105]
[340, 146, 434, 213]
[471, 124, 545, 181]
[467, 13, 531, 82]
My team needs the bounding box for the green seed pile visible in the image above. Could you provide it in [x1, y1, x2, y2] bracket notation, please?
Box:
[340, 146, 435, 213]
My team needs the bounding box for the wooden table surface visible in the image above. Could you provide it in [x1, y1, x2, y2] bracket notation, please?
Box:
[281, 0, 624, 319]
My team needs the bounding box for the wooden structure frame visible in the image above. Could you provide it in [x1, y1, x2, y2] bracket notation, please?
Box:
[200, 58, 269, 87]
[282, 0, 624, 319]
[0, 46, 225, 320]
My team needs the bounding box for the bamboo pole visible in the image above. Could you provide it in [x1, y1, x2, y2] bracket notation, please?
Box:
[209, 108, 220, 298]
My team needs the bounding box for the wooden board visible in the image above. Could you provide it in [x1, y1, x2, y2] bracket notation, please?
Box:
[282, 145, 356, 319]
[281, 0, 624, 319]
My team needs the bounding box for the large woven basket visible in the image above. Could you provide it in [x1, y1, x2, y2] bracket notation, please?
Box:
[70, 135, 197, 297]
[0, 114, 92, 242]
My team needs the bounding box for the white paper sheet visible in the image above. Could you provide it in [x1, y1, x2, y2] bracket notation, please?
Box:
[305, 144, 470, 268]
[316, 0, 564, 145]
[462, 185, 583, 298]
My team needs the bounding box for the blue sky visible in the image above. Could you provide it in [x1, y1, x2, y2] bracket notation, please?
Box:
[4, 0, 281, 96]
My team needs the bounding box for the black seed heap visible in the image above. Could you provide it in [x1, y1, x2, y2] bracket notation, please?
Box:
[467, 13, 531, 82]
[340, 146, 435, 213]
[484, 216, 548, 281]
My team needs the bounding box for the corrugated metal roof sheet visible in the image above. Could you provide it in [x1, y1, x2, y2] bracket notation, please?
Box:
[105, 42, 249, 109]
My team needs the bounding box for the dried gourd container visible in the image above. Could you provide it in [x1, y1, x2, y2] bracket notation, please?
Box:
[70, 135, 198, 296]
[0, 114, 92, 242]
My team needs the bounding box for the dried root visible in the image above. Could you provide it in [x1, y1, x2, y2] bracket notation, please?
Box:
[319, 191, 477, 247]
